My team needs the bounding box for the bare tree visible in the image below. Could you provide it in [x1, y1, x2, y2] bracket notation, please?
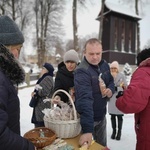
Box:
[34, 0, 65, 67]
[0, 0, 34, 63]
[98, 0, 105, 41]
[0, 0, 7, 14]
[72, 0, 79, 51]
[66, 39, 74, 51]
[135, 0, 140, 53]
[72, 0, 91, 52]
[0, 0, 32, 32]
[0, 0, 22, 21]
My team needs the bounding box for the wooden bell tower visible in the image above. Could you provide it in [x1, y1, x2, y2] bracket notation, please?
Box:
[96, 2, 141, 65]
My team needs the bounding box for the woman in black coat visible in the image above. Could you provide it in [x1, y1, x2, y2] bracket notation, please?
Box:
[0, 15, 35, 150]
[53, 49, 79, 104]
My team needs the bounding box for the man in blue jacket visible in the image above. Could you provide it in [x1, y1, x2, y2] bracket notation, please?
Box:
[74, 38, 115, 148]
[0, 15, 35, 149]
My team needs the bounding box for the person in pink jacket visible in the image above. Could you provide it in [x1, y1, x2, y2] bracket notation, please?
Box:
[116, 48, 150, 150]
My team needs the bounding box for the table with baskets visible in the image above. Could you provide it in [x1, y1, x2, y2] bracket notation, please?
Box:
[24, 90, 106, 150]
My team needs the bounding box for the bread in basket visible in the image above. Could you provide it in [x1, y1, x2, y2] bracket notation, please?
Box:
[44, 89, 81, 139]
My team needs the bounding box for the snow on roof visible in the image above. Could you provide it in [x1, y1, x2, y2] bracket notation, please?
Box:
[105, 1, 142, 20]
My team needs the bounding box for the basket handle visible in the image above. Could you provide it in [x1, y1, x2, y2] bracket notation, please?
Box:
[51, 89, 77, 120]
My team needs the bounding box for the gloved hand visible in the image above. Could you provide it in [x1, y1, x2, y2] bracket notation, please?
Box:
[116, 91, 124, 98]
[35, 84, 42, 90]
[115, 86, 118, 91]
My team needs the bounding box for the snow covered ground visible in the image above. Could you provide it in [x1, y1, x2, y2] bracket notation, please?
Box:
[106, 113, 136, 149]
[19, 86, 136, 150]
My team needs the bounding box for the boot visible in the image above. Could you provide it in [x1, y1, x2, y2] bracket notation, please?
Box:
[111, 129, 116, 139]
[116, 130, 121, 140]
[110, 116, 116, 139]
[116, 119, 123, 140]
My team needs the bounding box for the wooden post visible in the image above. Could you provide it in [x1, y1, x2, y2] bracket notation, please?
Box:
[25, 73, 30, 86]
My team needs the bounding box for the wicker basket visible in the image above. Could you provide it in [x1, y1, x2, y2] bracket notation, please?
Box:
[24, 127, 56, 149]
[44, 89, 81, 139]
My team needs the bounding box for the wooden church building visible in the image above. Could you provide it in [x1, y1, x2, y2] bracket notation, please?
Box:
[96, 1, 141, 65]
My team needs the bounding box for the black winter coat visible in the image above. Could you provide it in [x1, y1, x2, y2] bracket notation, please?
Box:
[54, 62, 74, 103]
[0, 44, 34, 150]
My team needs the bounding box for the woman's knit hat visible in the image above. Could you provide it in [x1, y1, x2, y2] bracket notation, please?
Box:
[0, 15, 24, 45]
[63, 49, 79, 64]
[110, 61, 119, 71]
[43, 63, 54, 73]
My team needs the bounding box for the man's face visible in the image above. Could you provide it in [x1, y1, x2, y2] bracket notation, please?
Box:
[84, 42, 102, 65]
[8, 44, 22, 59]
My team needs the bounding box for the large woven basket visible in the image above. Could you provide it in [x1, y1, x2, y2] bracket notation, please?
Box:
[44, 89, 81, 139]
[24, 127, 56, 149]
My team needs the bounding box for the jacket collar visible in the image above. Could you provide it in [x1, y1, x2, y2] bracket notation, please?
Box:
[0, 44, 25, 85]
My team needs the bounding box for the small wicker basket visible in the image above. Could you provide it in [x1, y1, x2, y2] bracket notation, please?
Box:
[24, 127, 56, 149]
[44, 89, 81, 139]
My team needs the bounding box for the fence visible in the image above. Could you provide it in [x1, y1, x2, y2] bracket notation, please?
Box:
[19, 73, 40, 89]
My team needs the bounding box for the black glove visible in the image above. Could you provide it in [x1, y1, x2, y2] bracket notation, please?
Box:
[116, 91, 124, 98]
[115, 86, 118, 91]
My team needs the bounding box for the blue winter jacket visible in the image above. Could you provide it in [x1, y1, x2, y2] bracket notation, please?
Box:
[74, 58, 115, 133]
[0, 44, 35, 150]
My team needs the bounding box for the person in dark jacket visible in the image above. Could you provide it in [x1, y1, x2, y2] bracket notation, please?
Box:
[52, 49, 79, 104]
[0, 15, 35, 149]
[74, 38, 115, 148]
[116, 48, 150, 150]
[30, 62, 54, 127]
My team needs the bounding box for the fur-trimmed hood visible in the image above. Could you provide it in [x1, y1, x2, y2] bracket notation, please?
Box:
[0, 43, 25, 85]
